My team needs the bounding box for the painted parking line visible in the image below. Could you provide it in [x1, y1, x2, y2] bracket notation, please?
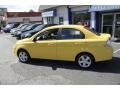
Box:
[113, 49, 120, 54]
[112, 43, 120, 45]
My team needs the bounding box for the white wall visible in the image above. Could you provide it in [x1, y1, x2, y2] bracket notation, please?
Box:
[6, 16, 42, 24]
[70, 5, 90, 12]
[90, 12, 96, 29]
[42, 5, 69, 25]
[54, 6, 69, 24]
[0, 16, 3, 21]
[43, 17, 47, 24]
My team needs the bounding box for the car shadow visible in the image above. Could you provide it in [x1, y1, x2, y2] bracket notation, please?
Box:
[27, 57, 120, 74]
[113, 40, 120, 42]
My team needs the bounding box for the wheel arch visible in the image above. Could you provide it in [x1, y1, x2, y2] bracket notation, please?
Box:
[17, 48, 30, 57]
[75, 52, 95, 62]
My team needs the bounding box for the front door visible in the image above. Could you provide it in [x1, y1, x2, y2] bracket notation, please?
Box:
[32, 40, 57, 59]
[31, 28, 59, 59]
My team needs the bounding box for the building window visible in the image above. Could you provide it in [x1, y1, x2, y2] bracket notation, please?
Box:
[59, 17, 64, 24]
[46, 17, 54, 24]
[72, 12, 90, 26]
[23, 18, 30, 23]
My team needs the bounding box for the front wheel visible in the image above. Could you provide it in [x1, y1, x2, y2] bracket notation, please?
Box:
[76, 53, 95, 68]
[18, 50, 31, 63]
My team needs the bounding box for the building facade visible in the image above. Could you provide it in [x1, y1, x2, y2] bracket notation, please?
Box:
[39, 5, 120, 40]
[0, 8, 7, 26]
[39, 5, 70, 24]
[70, 5, 90, 25]
[39, 5, 90, 25]
[5, 12, 42, 24]
[90, 5, 120, 39]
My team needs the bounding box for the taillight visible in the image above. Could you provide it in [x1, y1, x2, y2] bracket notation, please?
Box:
[105, 38, 112, 47]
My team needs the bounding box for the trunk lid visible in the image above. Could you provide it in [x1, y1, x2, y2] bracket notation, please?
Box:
[99, 33, 111, 40]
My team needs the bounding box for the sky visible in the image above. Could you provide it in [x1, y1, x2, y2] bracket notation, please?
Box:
[0, 0, 119, 12]
[0, 5, 39, 12]
[0, 0, 42, 12]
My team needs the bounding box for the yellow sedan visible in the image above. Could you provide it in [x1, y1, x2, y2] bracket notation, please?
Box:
[13, 25, 113, 68]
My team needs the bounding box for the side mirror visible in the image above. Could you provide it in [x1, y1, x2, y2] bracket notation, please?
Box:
[33, 36, 40, 42]
[33, 38, 37, 42]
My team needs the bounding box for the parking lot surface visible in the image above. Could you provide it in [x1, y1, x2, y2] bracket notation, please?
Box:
[0, 33, 120, 85]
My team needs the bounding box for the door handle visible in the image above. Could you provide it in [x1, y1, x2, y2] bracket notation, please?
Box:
[48, 43, 54, 45]
[74, 43, 80, 45]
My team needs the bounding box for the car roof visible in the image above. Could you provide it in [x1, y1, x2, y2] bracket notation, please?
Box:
[43, 25, 85, 30]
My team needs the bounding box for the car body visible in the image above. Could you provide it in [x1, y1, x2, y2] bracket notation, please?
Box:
[21, 24, 57, 39]
[12, 24, 30, 37]
[13, 25, 113, 68]
[4, 23, 14, 33]
[15, 23, 41, 39]
[4, 23, 20, 33]
[10, 24, 26, 35]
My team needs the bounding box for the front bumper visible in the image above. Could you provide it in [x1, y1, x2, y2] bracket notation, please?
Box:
[13, 45, 17, 56]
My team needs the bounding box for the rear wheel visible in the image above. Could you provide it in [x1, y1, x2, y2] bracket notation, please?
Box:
[18, 50, 31, 63]
[76, 53, 95, 68]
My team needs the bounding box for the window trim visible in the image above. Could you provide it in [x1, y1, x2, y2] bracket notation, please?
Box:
[34, 28, 61, 41]
[58, 28, 85, 40]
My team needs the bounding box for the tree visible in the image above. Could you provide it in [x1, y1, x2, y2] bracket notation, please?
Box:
[29, 9, 34, 12]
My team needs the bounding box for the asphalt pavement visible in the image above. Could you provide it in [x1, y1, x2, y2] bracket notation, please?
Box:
[0, 33, 120, 85]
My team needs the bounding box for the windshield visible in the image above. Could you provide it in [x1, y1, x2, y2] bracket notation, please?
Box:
[25, 24, 35, 30]
[6, 24, 14, 28]
[17, 24, 24, 29]
[21, 25, 29, 30]
[33, 25, 43, 31]
[25, 24, 40, 30]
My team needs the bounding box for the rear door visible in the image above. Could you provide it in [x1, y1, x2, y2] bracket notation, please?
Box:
[56, 28, 85, 61]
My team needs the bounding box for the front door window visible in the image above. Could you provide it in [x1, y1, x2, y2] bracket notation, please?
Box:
[36, 28, 59, 40]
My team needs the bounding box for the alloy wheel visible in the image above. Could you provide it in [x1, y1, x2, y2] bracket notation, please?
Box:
[77, 54, 93, 68]
[18, 51, 29, 62]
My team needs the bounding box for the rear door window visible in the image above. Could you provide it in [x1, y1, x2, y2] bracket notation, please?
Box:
[60, 28, 85, 39]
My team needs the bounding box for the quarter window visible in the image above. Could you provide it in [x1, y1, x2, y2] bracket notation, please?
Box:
[60, 28, 85, 39]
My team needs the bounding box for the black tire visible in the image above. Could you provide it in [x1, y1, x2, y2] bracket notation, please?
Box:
[76, 53, 95, 69]
[18, 49, 31, 63]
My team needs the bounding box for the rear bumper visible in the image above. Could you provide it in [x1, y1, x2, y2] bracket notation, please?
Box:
[94, 46, 113, 62]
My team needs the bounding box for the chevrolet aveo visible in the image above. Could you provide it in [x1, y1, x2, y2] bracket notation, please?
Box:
[13, 25, 113, 68]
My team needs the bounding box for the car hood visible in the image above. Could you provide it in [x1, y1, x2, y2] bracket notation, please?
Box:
[16, 38, 32, 44]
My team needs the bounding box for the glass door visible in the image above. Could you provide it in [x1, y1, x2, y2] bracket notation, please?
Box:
[114, 14, 120, 38]
[102, 14, 114, 36]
